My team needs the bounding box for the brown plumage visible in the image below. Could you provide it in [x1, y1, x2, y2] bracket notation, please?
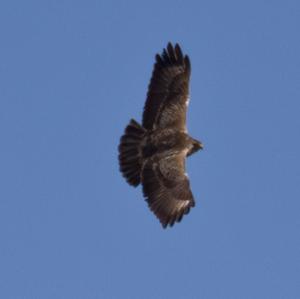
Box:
[118, 43, 203, 228]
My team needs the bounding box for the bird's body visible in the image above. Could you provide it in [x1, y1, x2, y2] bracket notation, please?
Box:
[142, 129, 194, 159]
[118, 43, 203, 228]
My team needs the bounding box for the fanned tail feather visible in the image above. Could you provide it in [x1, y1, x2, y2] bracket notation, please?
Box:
[118, 119, 146, 186]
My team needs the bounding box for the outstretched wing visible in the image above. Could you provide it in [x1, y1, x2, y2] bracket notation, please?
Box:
[142, 43, 191, 131]
[141, 152, 195, 228]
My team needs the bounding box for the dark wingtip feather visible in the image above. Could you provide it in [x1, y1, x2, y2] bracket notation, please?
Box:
[162, 221, 168, 229]
[155, 53, 162, 62]
[175, 44, 183, 62]
[177, 212, 184, 223]
[184, 55, 191, 74]
[167, 43, 176, 62]
[153, 43, 190, 73]
[167, 41, 173, 49]
[162, 49, 170, 64]
[162, 43, 191, 74]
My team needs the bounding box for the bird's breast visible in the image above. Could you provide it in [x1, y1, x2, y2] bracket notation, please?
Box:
[141, 130, 190, 159]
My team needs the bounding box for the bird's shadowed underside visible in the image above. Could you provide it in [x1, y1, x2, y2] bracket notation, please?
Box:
[118, 43, 203, 228]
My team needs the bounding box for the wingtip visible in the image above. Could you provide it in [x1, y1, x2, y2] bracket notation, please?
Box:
[175, 43, 183, 61]
[155, 42, 190, 69]
[161, 222, 168, 229]
[184, 55, 191, 73]
[167, 41, 173, 49]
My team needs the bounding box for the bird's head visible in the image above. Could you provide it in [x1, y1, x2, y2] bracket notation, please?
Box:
[187, 138, 203, 156]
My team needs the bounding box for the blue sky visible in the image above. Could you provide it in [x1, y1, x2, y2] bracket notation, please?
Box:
[0, 0, 299, 298]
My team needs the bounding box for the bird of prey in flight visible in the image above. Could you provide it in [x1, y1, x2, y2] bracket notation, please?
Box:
[118, 43, 203, 228]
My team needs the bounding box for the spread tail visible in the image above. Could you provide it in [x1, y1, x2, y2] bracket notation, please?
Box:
[118, 119, 146, 187]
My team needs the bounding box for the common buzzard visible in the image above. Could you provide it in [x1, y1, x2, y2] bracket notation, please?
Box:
[118, 43, 203, 228]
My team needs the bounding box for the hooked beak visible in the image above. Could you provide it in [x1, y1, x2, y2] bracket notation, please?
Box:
[188, 139, 204, 156]
[194, 139, 204, 151]
[198, 141, 204, 150]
